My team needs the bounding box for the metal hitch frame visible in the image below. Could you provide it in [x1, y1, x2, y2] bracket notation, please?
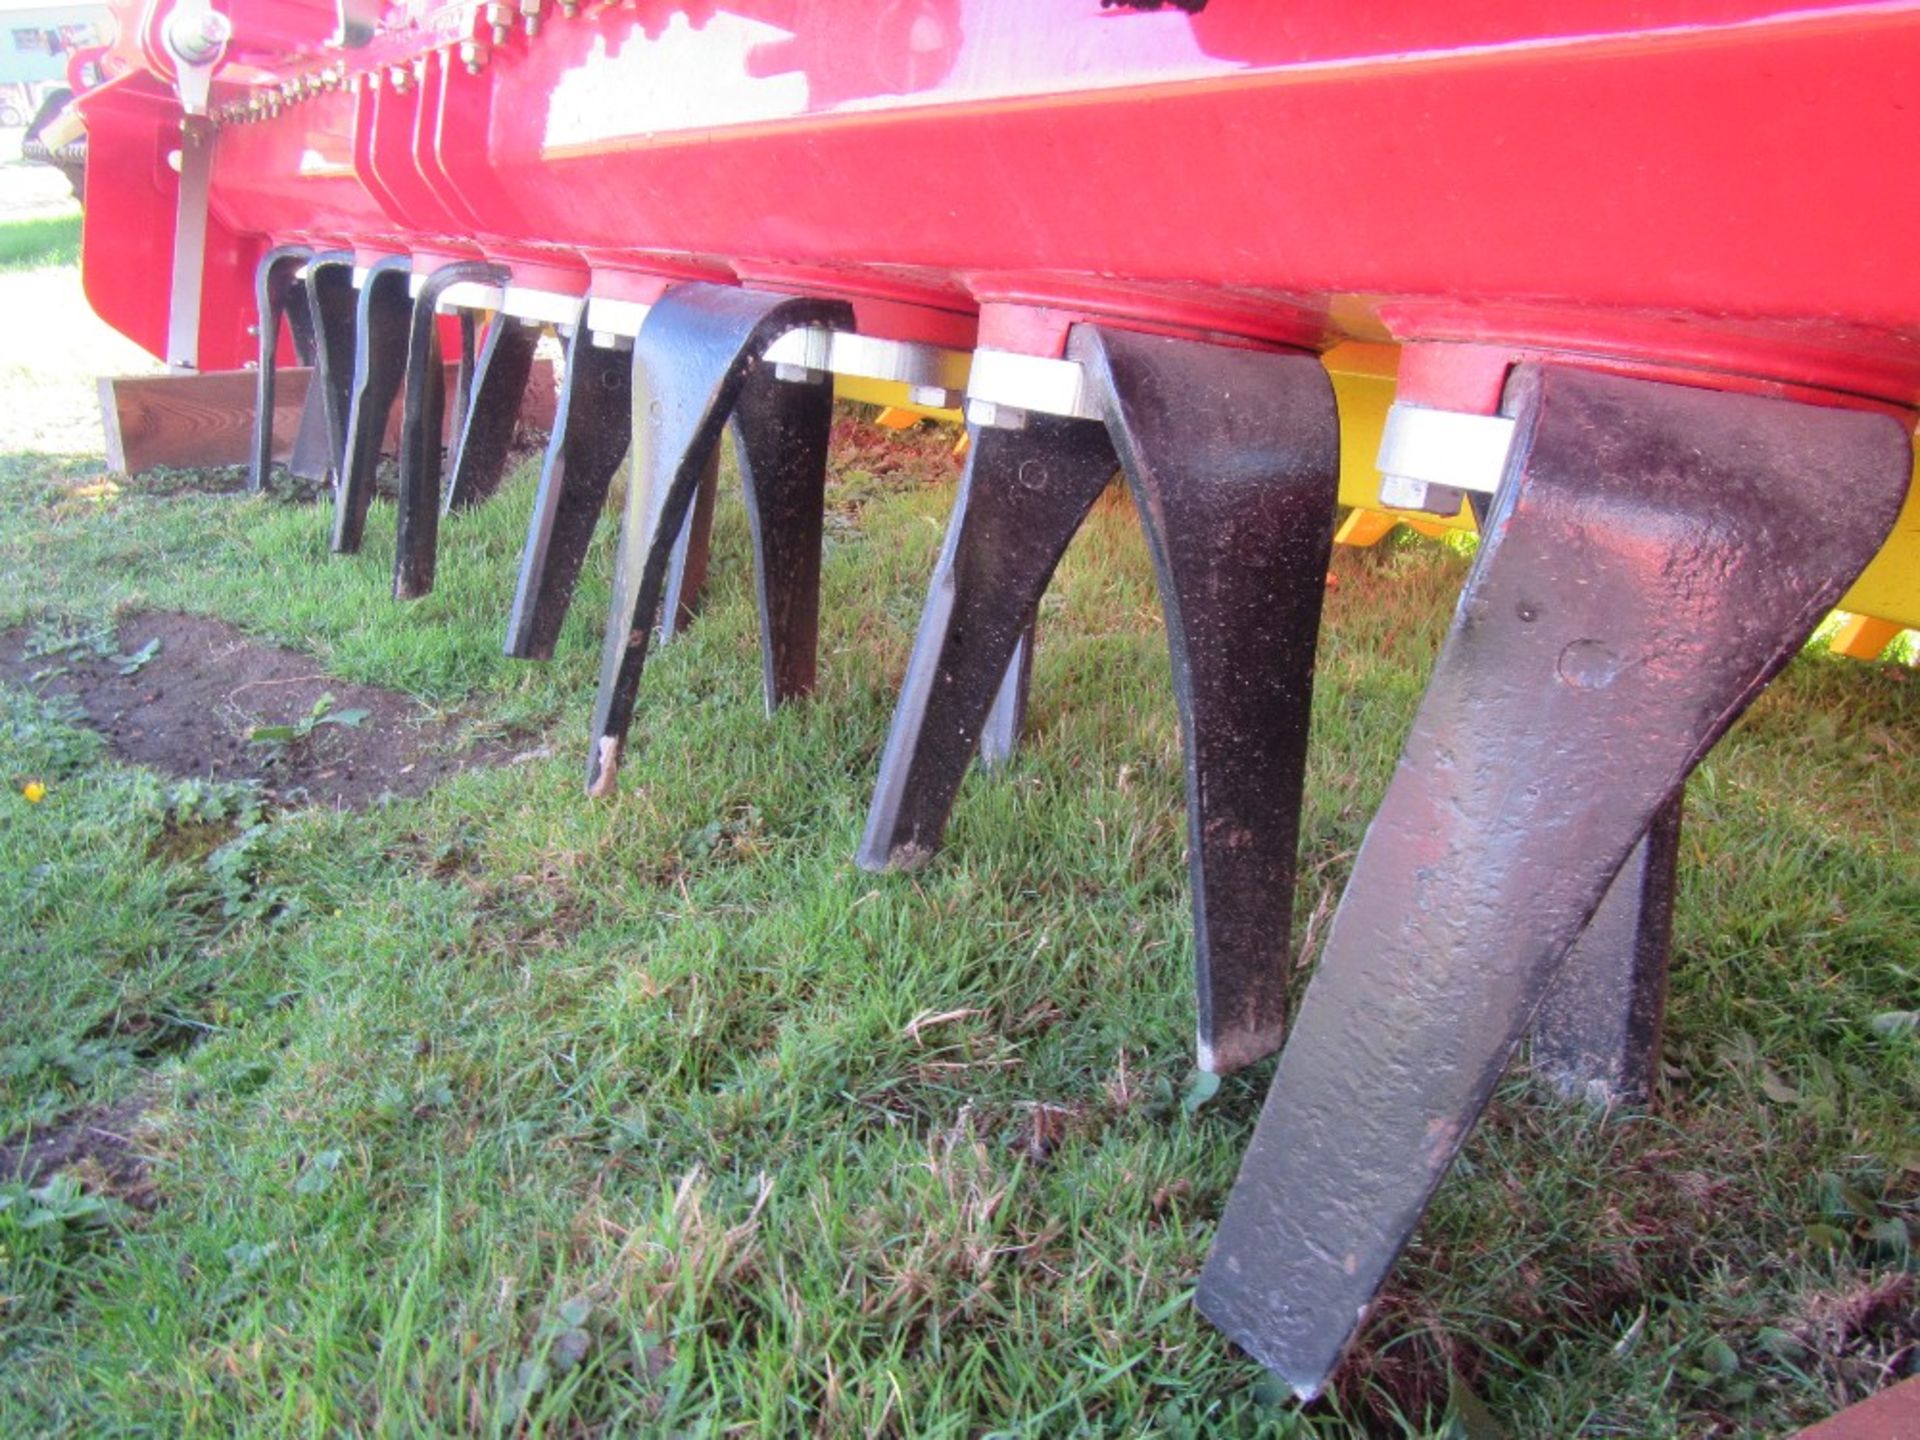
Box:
[393, 259, 505, 599]
[331, 254, 414, 555]
[585, 283, 852, 796]
[1197, 363, 1912, 1398]
[859, 325, 1340, 1074]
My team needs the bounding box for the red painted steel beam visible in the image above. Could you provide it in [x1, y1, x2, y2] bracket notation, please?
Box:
[75, 1, 1920, 399]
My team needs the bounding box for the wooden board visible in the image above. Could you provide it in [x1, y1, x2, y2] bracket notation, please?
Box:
[100, 369, 308, 474]
[100, 361, 558, 476]
[1792, 1375, 1920, 1439]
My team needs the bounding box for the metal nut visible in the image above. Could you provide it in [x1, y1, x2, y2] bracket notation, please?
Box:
[1377, 473, 1466, 517]
[965, 398, 1029, 432]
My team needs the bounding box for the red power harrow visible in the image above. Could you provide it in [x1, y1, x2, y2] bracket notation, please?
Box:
[63, 0, 1920, 1395]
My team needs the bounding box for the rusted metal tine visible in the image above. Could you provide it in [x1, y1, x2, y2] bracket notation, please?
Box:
[728, 358, 837, 706]
[248, 243, 317, 493]
[505, 323, 633, 661]
[303, 250, 359, 486]
[284, 362, 335, 484]
[504, 317, 720, 663]
[443, 314, 539, 514]
[446, 309, 479, 480]
[859, 413, 1115, 864]
[861, 325, 1340, 1075]
[331, 255, 414, 555]
[1198, 365, 1911, 1399]
[585, 284, 850, 796]
[393, 259, 508, 599]
[658, 445, 719, 645]
[978, 624, 1036, 771]
[1532, 793, 1684, 1106]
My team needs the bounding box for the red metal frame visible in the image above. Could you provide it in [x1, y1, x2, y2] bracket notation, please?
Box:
[72, 0, 1920, 404]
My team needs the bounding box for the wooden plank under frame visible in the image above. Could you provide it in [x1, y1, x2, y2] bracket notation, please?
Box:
[99, 362, 558, 476]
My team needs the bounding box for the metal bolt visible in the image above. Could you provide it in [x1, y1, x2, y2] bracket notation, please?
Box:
[908, 384, 960, 410]
[164, 7, 231, 65]
[965, 398, 1029, 432]
[772, 363, 828, 386]
[1377, 472, 1466, 517]
[388, 64, 409, 91]
[521, 0, 543, 35]
[486, 0, 513, 42]
[459, 38, 488, 73]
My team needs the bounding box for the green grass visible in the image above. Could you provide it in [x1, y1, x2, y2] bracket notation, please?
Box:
[0, 214, 81, 274]
[0, 417, 1914, 1437]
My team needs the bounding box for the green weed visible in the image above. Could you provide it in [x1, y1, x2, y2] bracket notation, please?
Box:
[245, 691, 371, 753]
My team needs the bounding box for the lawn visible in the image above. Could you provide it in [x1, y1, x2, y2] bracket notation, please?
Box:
[0, 206, 1915, 1437]
[0, 212, 78, 273]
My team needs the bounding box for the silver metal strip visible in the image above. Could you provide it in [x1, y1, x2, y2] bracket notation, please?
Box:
[763, 328, 972, 403]
[164, 119, 215, 372]
[356, 279, 971, 393]
[963, 348, 1101, 425]
[433, 279, 504, 313]
[584, 296, 651, 339]
[500, 286, 586, 327]
[396, 275, 583, 326]
[1375, 403, 1515, 497]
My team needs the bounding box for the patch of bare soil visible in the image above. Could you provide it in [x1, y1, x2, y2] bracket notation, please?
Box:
[1, 610, 517, 808]
[0, 1091, 157, 1209]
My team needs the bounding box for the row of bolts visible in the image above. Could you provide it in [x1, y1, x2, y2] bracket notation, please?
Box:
[208, 0, 591, 129]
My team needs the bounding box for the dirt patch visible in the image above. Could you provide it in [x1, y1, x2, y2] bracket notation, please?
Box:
[0, 1091, 157, 1209]
[1, 610, 518, 808]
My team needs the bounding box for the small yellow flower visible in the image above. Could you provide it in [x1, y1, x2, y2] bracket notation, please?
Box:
[21, 781, 46, 804]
